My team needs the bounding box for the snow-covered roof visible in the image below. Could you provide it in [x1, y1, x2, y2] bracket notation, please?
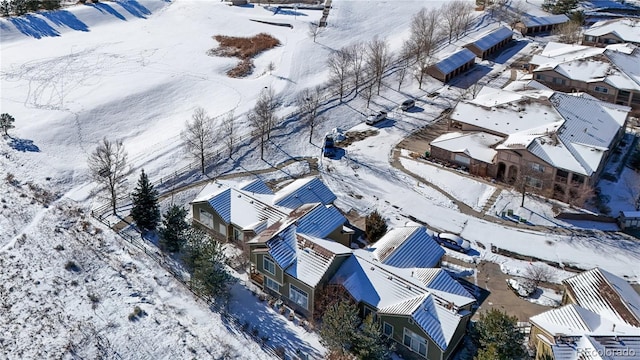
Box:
[433, 48, 475, 75]
[238, 178, 274, 195]
[430, 132, 503, 164]
[467, 26, 513, 52]
[267, 225, 298, 269]
[370, 226, 444, 269]
[563, 268, 640, 327]
[553, 335, 640, 360]
[332, 252, 474, 351]
[521, 14, 569, 28]
[412, 268, 475, 306]
[531, 42, 640, 91]
[451, 88, 629, 176]
[205, 187, 289, 230]
[284, 234, 352, 288]
[273, 177, 337, 209]
[584, 18, 640, 44]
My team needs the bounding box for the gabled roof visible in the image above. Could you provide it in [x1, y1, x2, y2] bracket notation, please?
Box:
[238, 178, 274, 195]
[266, 224, 298, 269]
[433, 48, 475, 75]
[552, 335, 640, 360]
[273, 177, 337, 209]
[450, 87, 630, 176]
[371, 226, 444, 269]
[296, 204, 346, 239]
[521, 14, 569, 28]
[584, 18, 640, 44]
[563, 267, 640, 327]
[412, 268, 475, 306]
[285, 234, 352, 288]
[467, 26, 513, 52]
[430, 132, 503, 164]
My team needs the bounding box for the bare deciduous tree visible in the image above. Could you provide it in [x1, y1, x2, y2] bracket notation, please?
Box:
[249, 87, 278, 159]
[567, 183, 595, 208]
[345, 42, 366, 94]
[406, 8, 440, 89]
[524, 264, 556, 288]
[366, 37, 391, 95]
[297, 87, 323, 143]
[308, 22, 322, 42]
[327, 48, 352, 102]
[360, 77, 375, 109]
[88, 138, 130, 215]
[182, 107, 216, 175]
[396, 54, 409, 91]
[511, 163, 554, 207]
[222, 110, 236, 158]
[553, 20, 583, 44]
[442, 0, 474, 42]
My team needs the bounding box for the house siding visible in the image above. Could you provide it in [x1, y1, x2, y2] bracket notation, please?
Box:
[379, 314, 445, 360]
[191, 202, 229, 242]
[529, 323, 555, 360]
[326, 226, 351, 247]
[426, 59, 475, 83]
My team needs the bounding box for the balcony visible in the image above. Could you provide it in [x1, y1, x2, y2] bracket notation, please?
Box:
[555, 175, 568, 184]
[250, 272, 264, 286]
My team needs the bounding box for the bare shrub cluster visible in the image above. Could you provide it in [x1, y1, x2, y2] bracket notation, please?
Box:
[209, 33, 280, 78]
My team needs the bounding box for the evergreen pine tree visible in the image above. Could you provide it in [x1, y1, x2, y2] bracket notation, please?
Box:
[130, 169, 160, 232]
[0, 1, 11, 16]
[353, 315, 389, 360]
[159, 205, 188, 252]
[472, 309, 527, 360]
[365, 209, 387, 243]
[319, 300, 360, 354]
[41, 0, 61, 10]
[13, 0, 27, 15]
[0, 113, 15, 136]
[474, 343, 500, 360]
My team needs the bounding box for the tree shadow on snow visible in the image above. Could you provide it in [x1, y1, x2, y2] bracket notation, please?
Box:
[41, 10, 89, 32]
[88, 2, 127, 21]
[9, 14, 60, 39]
[115, 0, 152, 19]
[9, 137, 40, 152]
[448, 64, 492, 90]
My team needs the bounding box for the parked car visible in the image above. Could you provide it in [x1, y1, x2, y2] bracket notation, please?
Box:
[365, 111, 387, 125]
[436, 233, 471, 253]
[400, 99, 415, 111]
[323, 135, 336, 158]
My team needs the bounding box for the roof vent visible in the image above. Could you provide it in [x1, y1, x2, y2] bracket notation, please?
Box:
[406, 285, 411, 290]
[371, 267, 375, 271]
[388, 276, 393, 281]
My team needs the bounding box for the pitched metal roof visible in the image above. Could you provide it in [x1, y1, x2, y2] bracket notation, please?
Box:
[413, 268, 475, 304]
[285, 234, 352, 287]
[267, 225, 298, 269]
[434, 48, 475, 75]
[372, 226, 445, 269]
[273, 177, 337, 209]
[207, 188, 232, 223]
[238, 179, 274, 195]
[563, 268, 640, 327]
[522, 14, 569, 28]
[296, 204, 346, 239]
[585, 18, 640, 44]
[552, 335, 640, 360]
[468, 26, 513, 52]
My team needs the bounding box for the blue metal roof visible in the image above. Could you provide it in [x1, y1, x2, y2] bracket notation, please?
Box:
[207, 188, 231, 223]
[274, 177, 337, 209]
[239, 179, 273, 195]
[435, 48, 475, 75]
[267, 225, 297, 269]
[423, 270, 474, 301]
[381, 228, 445, 269]
[471, 26, 513, 52]
[296, 205, 345, 239]
[412, 295, 461, 350]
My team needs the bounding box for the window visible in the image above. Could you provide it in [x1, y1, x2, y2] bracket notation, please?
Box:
[584, 35, 596, 42]
[263, 257, 276, 275]
[233, 228, 244, 242]
[383, 322, 394, 337]
[454, 154, 471, 166]
[218, 223, 227, 236]
[552, 77, 566, 85]
[594, 86, 608, 94]
[403, 328, 427, 357]
[265, 277, 280, 292]
[530, 163, 545, 173]
[199, 209, 213, 228]
[526, 176, 543, 189]
[289, 285, 308, 309]
[535, 74, 544, 80]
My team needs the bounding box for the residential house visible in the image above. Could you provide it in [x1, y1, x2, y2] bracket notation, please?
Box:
[464, 26, 513, 59]
[426, 48, 475, 83]
[583, 18, 640, 47]
[429, 87, 630, 202]
[190, 177, 341, 243]
[529, 268, 640, 359]
[249, 224, 475, 359]
[514, 14, 569, 35]
[529, 42, 640, 110]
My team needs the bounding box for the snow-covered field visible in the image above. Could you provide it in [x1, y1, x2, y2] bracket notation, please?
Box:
[2, 0, 640, 357]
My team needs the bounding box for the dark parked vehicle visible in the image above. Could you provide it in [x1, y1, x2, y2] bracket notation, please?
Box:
[435, 233, 471, 253]
[323, 135, 336, 158]
[400, 99, 415, 111]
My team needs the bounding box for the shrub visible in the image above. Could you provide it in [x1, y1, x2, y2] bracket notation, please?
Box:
[128, 306, 147, 321]
[212, 33, 280, 59]
[64, 260, 81, 272]
[365, 210, 387, 243]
